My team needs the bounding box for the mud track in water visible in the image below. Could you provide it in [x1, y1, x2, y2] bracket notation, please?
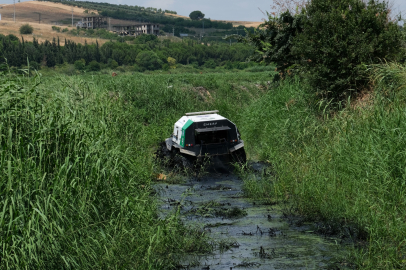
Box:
[155, 160, 353, 269]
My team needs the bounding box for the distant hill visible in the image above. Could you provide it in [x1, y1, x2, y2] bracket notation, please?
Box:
[0, 1, 261, 43]
[0, 1, 134, 26]
[0, 1, 128, 45]
[35, 0, 261, 30]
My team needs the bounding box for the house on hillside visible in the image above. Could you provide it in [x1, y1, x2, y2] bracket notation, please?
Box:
[137, 24, 160, 35]
[77, 16, 107, 29]
[112, 23, 159, 36]
[112, 25, 135, 35]
[77, 16, 159, 36]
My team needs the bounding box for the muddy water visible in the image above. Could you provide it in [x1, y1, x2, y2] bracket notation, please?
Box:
[155, 163, 349, 269]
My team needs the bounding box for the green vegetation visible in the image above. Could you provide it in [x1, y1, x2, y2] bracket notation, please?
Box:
[239, 63, 406, 269]
[19, 24, 34, 35]
[87, 60, 101, 71]
[74, 58, 86, 70]
[189, 10, 205, 21]
[3, 0, 406, 268]
[51, 26, 68, 33]
[135, 51, 162, 71]
[2, 32, 406, 268]
[0, 34, 254, 70]
[0, 69, 269, 269]
[242, 0, 403, 104]
[6, 55, 406, 268]
[234, 0, 406, 268]
[52, 26, 61, 32]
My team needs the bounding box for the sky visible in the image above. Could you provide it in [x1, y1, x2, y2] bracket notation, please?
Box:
[2, 0, 406, 22]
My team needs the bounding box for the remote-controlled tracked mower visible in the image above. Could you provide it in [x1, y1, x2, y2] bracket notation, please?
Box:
[163, 110, 246, 167]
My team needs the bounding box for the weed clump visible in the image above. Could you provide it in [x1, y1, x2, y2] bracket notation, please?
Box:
[215, 207, 248, 219]
[19, 24, 33, 34]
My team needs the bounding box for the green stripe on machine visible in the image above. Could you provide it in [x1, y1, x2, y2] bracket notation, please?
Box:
[180, 119, 194, 147]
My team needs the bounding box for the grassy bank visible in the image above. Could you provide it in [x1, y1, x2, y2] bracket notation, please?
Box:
[240, 69, 406, 268]
[4, 64, 404, 268]
[0, 70, 269, 269]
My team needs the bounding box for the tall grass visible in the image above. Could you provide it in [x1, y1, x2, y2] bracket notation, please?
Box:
[0, 69, 270, 269]
[240, 67, 406, 268]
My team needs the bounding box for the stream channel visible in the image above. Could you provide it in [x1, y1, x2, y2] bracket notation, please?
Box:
[155, 161, 351, 269]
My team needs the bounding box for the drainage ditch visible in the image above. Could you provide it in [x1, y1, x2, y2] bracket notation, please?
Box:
[155, 160, 352, 269]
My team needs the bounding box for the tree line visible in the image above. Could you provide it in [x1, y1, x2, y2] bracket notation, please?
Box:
[0, 34, 254, 71]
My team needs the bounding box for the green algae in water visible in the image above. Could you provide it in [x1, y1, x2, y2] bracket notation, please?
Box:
[156, 169, 352, 269]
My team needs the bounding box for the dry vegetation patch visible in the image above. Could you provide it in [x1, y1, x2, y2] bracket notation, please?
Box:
[165, 13, 263, 27]
[191, 86, 213, 102]
[0, 21, 108, 46]
[213, 20, 262, 28]
[164, 10, 262, 27]
[0, 1, 135, 44]
[0, 1, 94, 24]
[0, 0, 261, 46]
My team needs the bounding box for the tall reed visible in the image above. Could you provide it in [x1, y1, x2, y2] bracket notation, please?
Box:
[0, 69, 269, 269]
[240, 69, 406, 268]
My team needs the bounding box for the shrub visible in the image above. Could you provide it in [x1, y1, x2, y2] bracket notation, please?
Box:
[135, 51, 162, 71]
[62, 28, 69, 33]
[116, 66, 126, 72]
[293, 0, 403, 102]
[167, 57, 176, 69]
[109, 59, 119, 69]
[134, 34, 158, 44]
[203, 59, 217, 69]
[234, 62, 248, 70]
[132, 64, 143, 72]
[51, 26, 61, 32]
[7, 34, 19, 42]
[243, 0, 404, 104]
[70, 28, 78, 35]
[224, 61, 233, 70]
[74, 59, 86, 71]
[19, 24, 34, 34]
[240, 11, 302, 76]
[88, 60, 101, 71]
[63, 64, 76, 76]
[162, 63, 170, 71]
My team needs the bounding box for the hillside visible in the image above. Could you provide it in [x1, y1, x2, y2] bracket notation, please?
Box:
[0, 21, 108, 46]
[0, 1, 117, 45]
[0, 1, 261, 28]
[0, 1, 261, 44]
[0, 2, 133, 26]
